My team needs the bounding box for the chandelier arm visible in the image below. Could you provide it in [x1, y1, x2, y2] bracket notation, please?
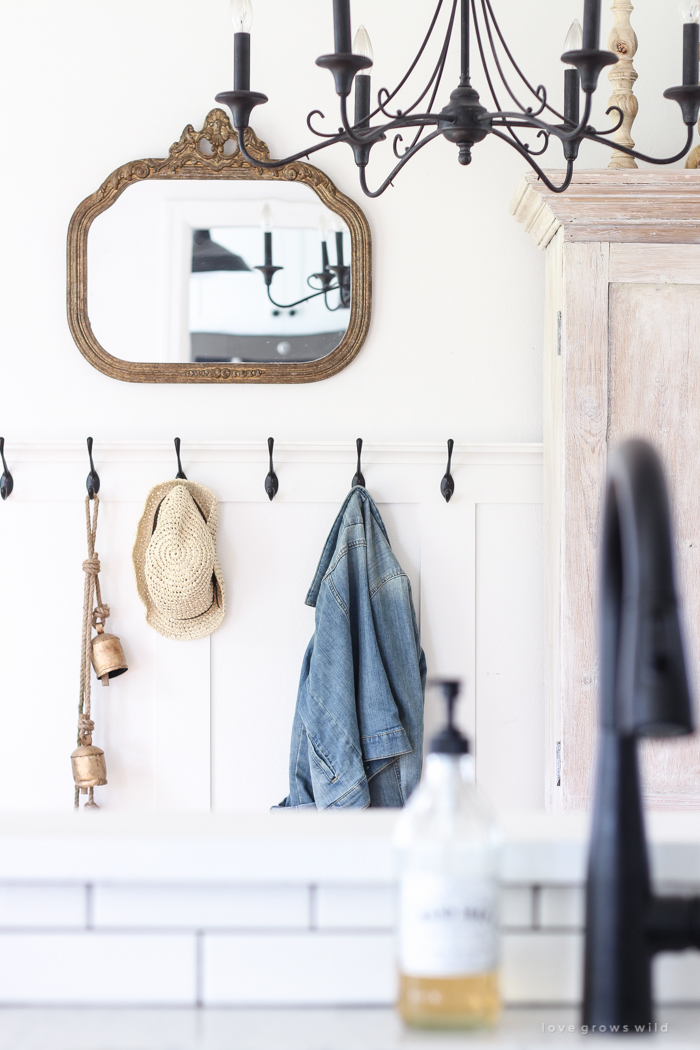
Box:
[323, 293, 345, 312]
[478, 0, 542, 117]
[490, 111, 551, 156]
[557, 92, 593, 141]
[340, 96, 377, 145]
[592, 106, 625, 136]
[393, 10, 458, 159]
[368, 0, 451, 121]
[512, 128, 550, 157]
[236, 131, 348, 169]
[488, 93, 594, 143]
[266, 285, 339, 310]
[482, 0, 567, 122]
[338, 98, 442, 148]
[580, 122, 694, 165]
[489, 128, 575, 193]
[306, 110, 343, 138]
[358, 129, 444, 198]
[490, 113, 572, 141]
[393, 134, 406, 159]
[470, 0, 504, 113]
[374, 0, 458, 124]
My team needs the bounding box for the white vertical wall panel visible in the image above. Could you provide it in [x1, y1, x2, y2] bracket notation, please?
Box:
[211, 503, 327, 812]
[0, 444, 542, 813]
[211, 502, 421, 812]
[0, 501, 84, 811]
[89, 500, 156, 812]
[475, 504, 545, 812]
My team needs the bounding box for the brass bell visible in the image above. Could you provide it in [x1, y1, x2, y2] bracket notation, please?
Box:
[71, 744, 107, 790]
[91, 623, 128, 687]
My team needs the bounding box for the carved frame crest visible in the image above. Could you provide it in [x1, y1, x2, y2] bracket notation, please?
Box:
[67, 110, 372, 384]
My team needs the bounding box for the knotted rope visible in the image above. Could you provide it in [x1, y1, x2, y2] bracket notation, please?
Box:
[75, 495, 109, 809]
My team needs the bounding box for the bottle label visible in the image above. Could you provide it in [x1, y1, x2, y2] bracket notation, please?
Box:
[398, 874, 498, 977]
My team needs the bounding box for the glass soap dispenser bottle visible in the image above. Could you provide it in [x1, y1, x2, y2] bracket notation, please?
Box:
[394, 680, 500, 1029]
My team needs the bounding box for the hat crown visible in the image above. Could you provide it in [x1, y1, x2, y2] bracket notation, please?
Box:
[144, 485, 216, 620]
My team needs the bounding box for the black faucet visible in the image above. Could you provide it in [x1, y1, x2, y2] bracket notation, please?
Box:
[583, 439, 700, 1030]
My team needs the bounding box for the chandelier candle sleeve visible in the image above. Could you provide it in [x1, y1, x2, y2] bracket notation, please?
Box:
[262, 203, 273, 267]
[335, 230, 345, 267]
[682, 1, 700, 87]
[564, 68, 581, 124]
[353, 26, 373, 127]
[231, 0, 253, 91]
[333, 0, 352, 54]
[564, 23, 582, 125]
[582, 0, 602, 50]
[234, 33, 251, 91]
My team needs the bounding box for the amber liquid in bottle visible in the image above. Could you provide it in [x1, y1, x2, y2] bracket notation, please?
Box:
[398, 971, 500, 1029]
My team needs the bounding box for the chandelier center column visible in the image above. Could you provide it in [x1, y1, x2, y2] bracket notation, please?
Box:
[461, 0, 471, 85]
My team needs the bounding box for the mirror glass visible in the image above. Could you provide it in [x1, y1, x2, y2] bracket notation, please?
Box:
[88, 180, 352, 365]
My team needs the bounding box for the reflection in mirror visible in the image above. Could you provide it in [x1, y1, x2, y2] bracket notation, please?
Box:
[88, 180, 352, 365]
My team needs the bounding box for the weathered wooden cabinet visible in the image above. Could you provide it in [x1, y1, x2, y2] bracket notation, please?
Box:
[512, 170, 700, 811]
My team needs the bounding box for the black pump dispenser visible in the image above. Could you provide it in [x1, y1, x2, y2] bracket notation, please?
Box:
[429, 680, 470, 755]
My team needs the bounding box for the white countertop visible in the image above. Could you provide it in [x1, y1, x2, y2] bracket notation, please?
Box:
[0, 1006, 697, 1050]
[0, 810, 699, 884]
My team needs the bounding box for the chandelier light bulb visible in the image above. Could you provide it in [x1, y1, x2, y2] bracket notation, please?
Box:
[231, 0, 253, 33]
[318, 212, 328, 239]
[353, 25, 374, 66]
[680, 0, 700, 21]
[564, 19, 583, 52]
[261, 203, 273, 231]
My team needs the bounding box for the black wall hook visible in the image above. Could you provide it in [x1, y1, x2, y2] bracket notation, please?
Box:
[265, 437, 279, 501]
[441, 439, 455, 503]
[174, 438, 187, 480]
[352, 438, 365, 488]
[86, 437, 100, 500]
[0, 438, 13, 501]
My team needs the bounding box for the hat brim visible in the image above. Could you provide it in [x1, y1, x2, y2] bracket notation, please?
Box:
[132, 480, 226, 641]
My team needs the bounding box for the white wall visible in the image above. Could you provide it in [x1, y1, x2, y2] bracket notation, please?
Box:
[0, 1, 683, 444]
[0, 1, 688, 812]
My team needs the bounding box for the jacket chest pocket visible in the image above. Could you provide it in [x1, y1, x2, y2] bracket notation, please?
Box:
[307, 734, 338, 784]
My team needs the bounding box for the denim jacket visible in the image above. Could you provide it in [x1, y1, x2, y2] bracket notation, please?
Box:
[277, 487, 426, 810]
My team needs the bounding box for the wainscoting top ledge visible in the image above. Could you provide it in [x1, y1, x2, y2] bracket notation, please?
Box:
[0, 810, 697, 886]
[0, 442, 544, 467]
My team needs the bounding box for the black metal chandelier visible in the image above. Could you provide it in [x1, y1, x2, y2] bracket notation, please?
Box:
[215, 0, 700, 197]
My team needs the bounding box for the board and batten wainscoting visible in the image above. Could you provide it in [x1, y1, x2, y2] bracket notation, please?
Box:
[0, 442, 543, 814]
[512, 169, 700, 812]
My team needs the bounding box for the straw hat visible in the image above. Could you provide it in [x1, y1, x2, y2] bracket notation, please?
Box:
[133, 480, 225, 640]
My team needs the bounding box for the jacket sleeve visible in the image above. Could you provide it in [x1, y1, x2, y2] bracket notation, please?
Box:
[298, 575, 371, 809]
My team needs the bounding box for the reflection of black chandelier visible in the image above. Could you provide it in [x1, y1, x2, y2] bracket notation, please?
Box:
[216, 0, 700, 197]
[254, 218, 351, 312]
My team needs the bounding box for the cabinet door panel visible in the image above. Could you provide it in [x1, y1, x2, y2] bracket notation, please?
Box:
[608, 281, 700, 804]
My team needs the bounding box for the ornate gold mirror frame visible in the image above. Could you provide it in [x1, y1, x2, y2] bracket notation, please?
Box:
[67, 110, 372, 384]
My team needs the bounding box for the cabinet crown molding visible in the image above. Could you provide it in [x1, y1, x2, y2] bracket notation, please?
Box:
[510, 170, 700, 250]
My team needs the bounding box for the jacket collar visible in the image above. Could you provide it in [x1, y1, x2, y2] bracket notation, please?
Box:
[305, 486, 390, 608]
